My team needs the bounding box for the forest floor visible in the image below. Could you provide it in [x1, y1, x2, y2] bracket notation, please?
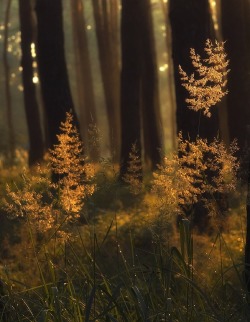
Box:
[0, 155, 249, 321]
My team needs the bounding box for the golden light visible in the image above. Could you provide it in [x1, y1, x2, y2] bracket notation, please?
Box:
[31, 42, 36, 58]
[159, 64, 168, 72]
[209, 0, 219, 31]
[211, 0, 216, 8]
[87, 25, 92, 30]
[16, 32, 21, 44]
[32, 75, 39, 84]
[18, 85, 24, 92]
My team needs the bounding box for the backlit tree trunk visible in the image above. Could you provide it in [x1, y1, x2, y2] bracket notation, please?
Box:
[140, 0, 162, 169]
[35, 0, 79, 149]
[92, 0, 120, 161]
[3, 0, 15, 161]
[119, 0, 141, 178]
[19, 0, 44, 165]
[71, 0, 99, 160]
[120, 0, 162, 178]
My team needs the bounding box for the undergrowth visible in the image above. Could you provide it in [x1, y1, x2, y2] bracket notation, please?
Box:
[0, 40, 249, 321]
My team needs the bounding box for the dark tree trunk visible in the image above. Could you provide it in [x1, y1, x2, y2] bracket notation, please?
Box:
[70, 0, 99, 160]
[169, 0, 219, 142]
[92, 0, 120, 161]
[35, 0, 79, 149]
[19, 0, 44, 166]
[139, 0, 162, 168]
[119, 0, 142, 179]
[221, 0, 250, 154]
[3, 0, 15, 161]
[120, 0, 162, 178]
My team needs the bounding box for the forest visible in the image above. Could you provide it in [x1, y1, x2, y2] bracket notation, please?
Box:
[0, 0, 250, 321]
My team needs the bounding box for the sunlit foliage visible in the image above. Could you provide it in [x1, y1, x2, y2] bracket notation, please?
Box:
[153, 39, 237, 219]
[122, 143, 143, 195]
[179, 40, 229, 117]
[152, 133, 238, 215]
[49, 112, 95, 216]
[5, 113, 95, 239]
[5, 167, 53, 233]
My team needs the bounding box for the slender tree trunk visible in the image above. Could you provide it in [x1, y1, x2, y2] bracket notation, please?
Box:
[207, 0, 230, 147]
[139, 0, 162, 168]
[169, 0, 219, 143]
[119, 0, 142, 179]
[19, 0, 44, 166]
[70, 0, 99, 160]
[120, 0, 162, 178]
[92, 0, 120, 161]
[35, 0, 79, 149]
[160, 0, 178, 150]
[3, 0, 15, 161]
[221, 0, 250, 154]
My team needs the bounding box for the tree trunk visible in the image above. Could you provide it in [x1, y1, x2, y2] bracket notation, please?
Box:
[70, 0, 99, 160]
[139, 0, 162, 168]
[18, 0, 44, 166]
[3, 0, 15, 161]
[119, 0, 162, 178]
[119, 0, 142, 179]
[221, 0, 250, 154]
[92, 0, 120, 161]
[169, 0, 219, 142]
[35, 0, 79, 149]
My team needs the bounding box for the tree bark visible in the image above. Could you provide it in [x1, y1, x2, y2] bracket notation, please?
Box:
[221, 0, 250, 154]
[35, 0, 79, 149]
[92, 0, 120, 161]
[19, 0, 44, 166]
[140, 0, 162, 169]
[3, 0, 15, 161]
[119, 0, 142, 178]
[119, 0, 162, 178]
[70, 0, 99, 160]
